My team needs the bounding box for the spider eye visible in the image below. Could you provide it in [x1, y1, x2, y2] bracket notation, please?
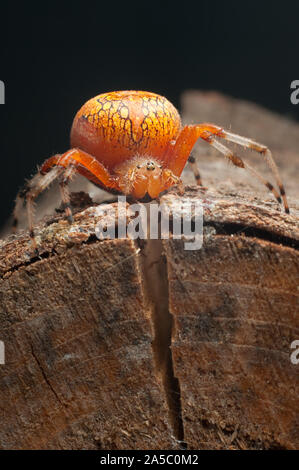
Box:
[146, 161, 156, 171]
[137, 165, 141, 169]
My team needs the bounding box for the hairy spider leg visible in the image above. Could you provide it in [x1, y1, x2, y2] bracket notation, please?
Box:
[14, 148, 117, 252]
[165, 124, 289, 213]
[13, 166, 64, 239]
[58, 163, 77, 224]
[41, 148, 116, 188]
[188, 153, 203, 186]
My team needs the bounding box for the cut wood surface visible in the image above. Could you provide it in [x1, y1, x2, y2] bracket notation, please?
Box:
[0, 91, 298, 449]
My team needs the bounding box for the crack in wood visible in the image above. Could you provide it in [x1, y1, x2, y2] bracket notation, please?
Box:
[30, 344, 67, 410]
[203, 222, 299, 250]
[137, 233, 186, 448]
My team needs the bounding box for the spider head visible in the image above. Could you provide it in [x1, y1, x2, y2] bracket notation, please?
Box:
[135, 159, 162, 178]
[130, 157, 164, 199]
[115, 156, 179, 199]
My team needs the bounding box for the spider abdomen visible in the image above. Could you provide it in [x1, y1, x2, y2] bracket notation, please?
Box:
[70, 90, 181, 171]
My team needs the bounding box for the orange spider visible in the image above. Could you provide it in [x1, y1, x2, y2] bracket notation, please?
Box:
[13, 90, 289, 252]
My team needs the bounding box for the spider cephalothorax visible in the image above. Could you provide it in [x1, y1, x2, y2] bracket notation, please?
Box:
[13, 90, 289, 252]
[113, 155, 181, 199]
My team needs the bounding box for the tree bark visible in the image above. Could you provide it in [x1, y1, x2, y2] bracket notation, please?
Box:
[0, 92, 298, 450]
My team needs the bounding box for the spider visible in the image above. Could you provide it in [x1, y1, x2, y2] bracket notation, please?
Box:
[13, 90, 289, 253]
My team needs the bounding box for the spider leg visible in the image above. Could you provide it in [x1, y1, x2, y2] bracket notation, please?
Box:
[167, 124, 289, 213]
[40, 148, 116, 188]
[188, 154, 203, 186]
[13, 165, 63, 235]
[208, 126, 289, 213]
[14, 148, 117, 253]
[58, 163, 77, 224]
[199, 133, 283, 206]
[123, 167, 137, 194]
[24, 166, 64, 254]
[212, 126, 290, 213]
[13, 186, 29, 233]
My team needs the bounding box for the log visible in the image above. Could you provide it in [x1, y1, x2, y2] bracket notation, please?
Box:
[0, 91, 298, 449]
[0, 201, 176, 450]
[163, 190, 299, 449]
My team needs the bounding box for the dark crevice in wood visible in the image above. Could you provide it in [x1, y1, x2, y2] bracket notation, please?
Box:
[203, 222, 299, 250]
[138, 237, 186, 448]
[1, 234, 109, 277]
[30, 344, 67, 410]
[2, 249, 57, 277]
[166, 217, 298, 250]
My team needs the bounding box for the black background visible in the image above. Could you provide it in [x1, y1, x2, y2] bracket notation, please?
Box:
[0, 1, 298, 228]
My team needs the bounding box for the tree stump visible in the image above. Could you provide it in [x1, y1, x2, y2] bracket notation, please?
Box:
[0, 91, 298, 450]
